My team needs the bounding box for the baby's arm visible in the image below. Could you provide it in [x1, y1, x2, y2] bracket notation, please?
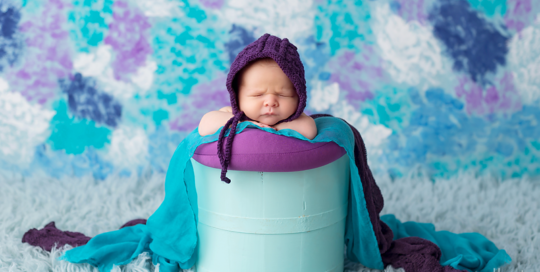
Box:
[273, 113, 317, 140]
[198, 106, 234, 136]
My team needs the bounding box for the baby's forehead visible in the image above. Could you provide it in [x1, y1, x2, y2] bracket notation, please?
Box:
[240, 58, 280, 75]
[251, 58, 279, 66]
[234, 57, 296, 95]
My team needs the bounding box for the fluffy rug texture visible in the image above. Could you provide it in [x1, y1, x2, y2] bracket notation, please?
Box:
[1, 169, 538, 272]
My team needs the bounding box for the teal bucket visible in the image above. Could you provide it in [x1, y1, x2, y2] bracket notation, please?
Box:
[191, 154, 350, 272]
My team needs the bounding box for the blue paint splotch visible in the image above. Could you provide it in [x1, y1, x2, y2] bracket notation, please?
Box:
[150, 0, 228, 100]
[68, 0, 113, 52]
[148, 125, 182, 173]
[300, 35, 332, 84]
[60, 73, 122, 127]
[314, 0, 374, 55]
[383, 87, 540, 179]
[385, 88, 486, 176]
[0, 2, 23, 72]
[429, 0, 509, 85]
[224, 24, 255, 64]
[298, 36, 332, 113]
[33, 144, 113, 180]
[104, 0, 152, 81]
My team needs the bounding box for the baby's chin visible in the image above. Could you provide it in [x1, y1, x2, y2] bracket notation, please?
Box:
[251, 115, 283, 126]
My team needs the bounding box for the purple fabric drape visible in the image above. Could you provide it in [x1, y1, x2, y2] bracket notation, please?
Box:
[22, 219, 147, 252]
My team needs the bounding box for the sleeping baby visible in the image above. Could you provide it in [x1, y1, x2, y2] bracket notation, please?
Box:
[197, 33, 316, 183]
[198, 57, 317, 140]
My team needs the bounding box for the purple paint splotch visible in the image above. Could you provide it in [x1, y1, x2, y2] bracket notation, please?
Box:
[104, 0, 152, 82]
[455, 73, 522, 116]
[327, 49, 385, 106]
[394, 0, 428, 25]
[7, 0, 72, 105]
[505, 0, 534, 34]
[169, 73, 230, 132]
[199, 0, 224, 9]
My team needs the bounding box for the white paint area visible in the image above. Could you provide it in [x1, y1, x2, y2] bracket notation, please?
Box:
[508, 16, 540, 103]
[331, 101, 393, 156]
[310, 81, 340, 111]
[130, 60, 158, 91]
[0, 78, 55, 166]
[132, 0, 183, 17]
[73, 45, 157, 100]
[370, 3, 452, 89]
[213, 0, 314, 43]
[308, 80, 392, 152]
[107, 126, 149, 170]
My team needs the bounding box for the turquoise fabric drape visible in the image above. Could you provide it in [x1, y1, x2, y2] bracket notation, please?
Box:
[59, 117, 510, 271]
[381, 214, 511, 272]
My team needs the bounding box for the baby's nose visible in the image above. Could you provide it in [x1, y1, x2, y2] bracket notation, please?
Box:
[264, 96, 278, 107]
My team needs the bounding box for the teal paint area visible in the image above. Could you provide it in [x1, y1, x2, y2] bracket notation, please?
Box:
[68, 0, 113, 52]
[47, 100, 112, 155]
[152, 109, 169, 126]
[149, 0, 229, 132]
[157, 91, 178, 105]
[21, 0, 42, 14]
[180, 0, 207, 23]
[150, 11, 228, 98]
[360, 85, 413, 131]
[467, 0, 507, 17]
[314, 0, 374, 55]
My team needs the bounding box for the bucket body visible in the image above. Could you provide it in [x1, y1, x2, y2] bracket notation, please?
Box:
[191, 154, 350, 272]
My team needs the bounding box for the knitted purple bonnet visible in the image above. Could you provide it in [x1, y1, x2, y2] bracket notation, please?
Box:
[217, 33, 307, 183]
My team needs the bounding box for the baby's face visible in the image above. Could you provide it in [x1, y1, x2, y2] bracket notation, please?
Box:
[237, 59, 298, 126]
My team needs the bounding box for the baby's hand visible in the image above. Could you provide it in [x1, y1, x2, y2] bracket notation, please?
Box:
[243, 120, 277, 130]
[272, 113, 317, 140]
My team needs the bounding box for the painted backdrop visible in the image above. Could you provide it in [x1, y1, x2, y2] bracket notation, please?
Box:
[1, 0, 539, 180]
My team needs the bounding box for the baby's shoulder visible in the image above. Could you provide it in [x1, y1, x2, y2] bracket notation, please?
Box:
[299, 112, 315, 122]
[219, 106, 233, 113]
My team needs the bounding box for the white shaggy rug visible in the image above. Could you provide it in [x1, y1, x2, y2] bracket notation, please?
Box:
[0, 169, 538, 272]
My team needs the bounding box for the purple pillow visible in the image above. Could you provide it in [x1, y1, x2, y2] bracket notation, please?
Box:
[193, 128, 346, 172]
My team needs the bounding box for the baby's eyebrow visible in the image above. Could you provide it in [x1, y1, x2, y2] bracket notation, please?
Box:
[247, 89, 266, 95]
[278, 87, 296, 95]
[245, 87, 296, 95]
